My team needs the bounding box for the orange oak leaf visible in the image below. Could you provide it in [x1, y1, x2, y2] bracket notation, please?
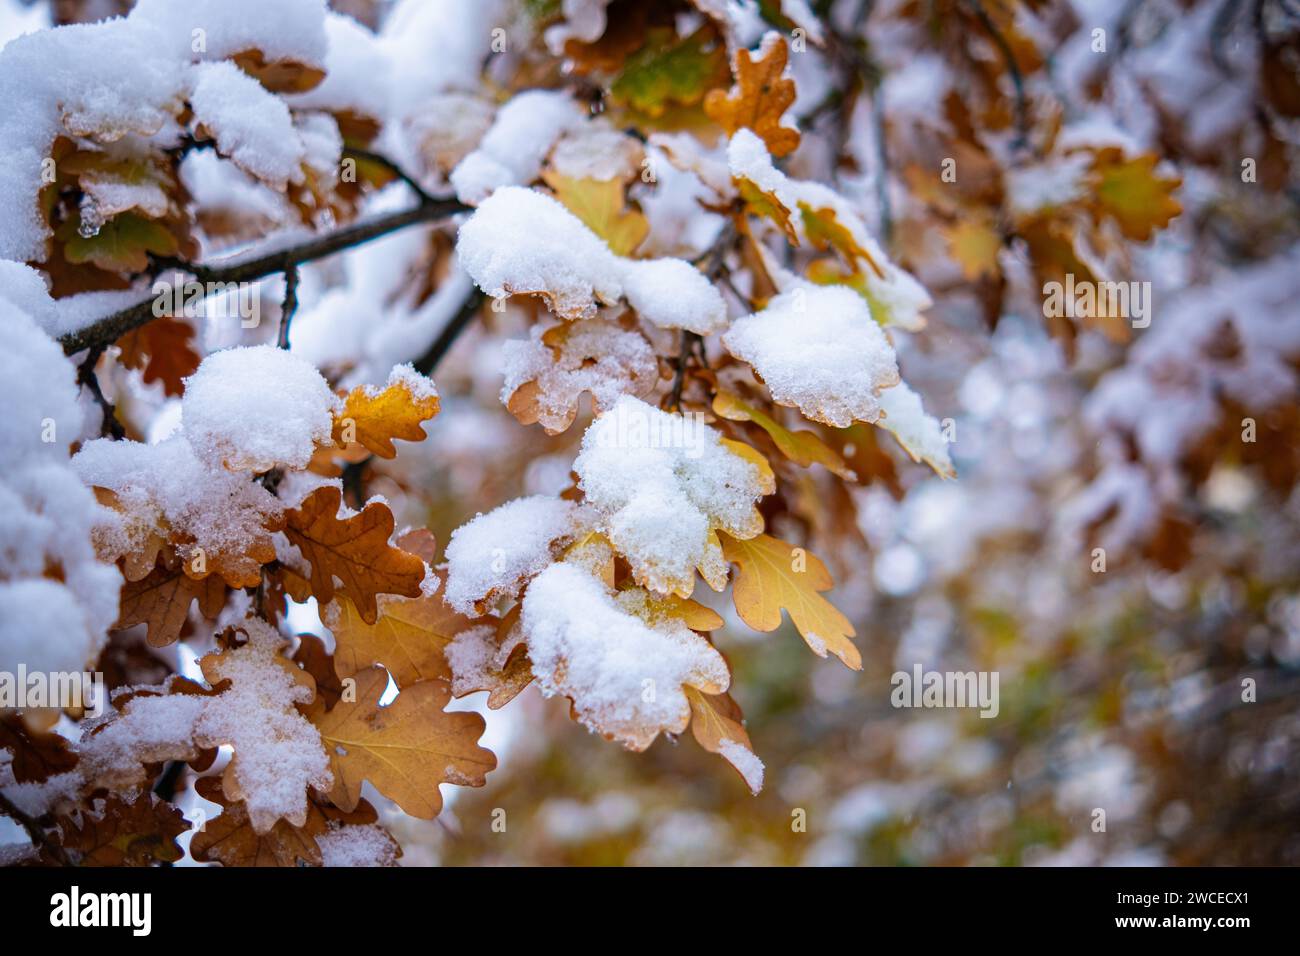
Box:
[283, 486, 426, 625]
[332, 370, 441, 459]
[704, 35, 800, 158]
[310, 667, 496, 819]
[686, 686, 764, 795]
[54, 793, 186, 866]
[116, 316, 201, 397]
[713, 391, 854, 479]
[719, 531, 860, 670]
[115, 554, 226, 647]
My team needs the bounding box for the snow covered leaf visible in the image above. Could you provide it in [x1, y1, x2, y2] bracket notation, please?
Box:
[520, 562, 731, 750]
[609, 26, 730, 118]
[704, 34, 800, 158]
[115, 553, 227, 647]
[0, 714, 78, 783]
[311, 667, 496, 819]
[195, 620, 333, 832]
[712, 391, 854, 479]
[686, 686, 764, 795]
[876, 382, 956, 479]
[501, 319, 659, 435]
[116, 316, 201, 398]
[719, 532, 860, 670]
[283, 486, 426, 625]
[574, 396, 775, 597]
[799, 203, 885, 278]
[447, 621, 534, 709]
[325, 571, 480, 689]
[230, 49, 326, 95]
[723, 284, 901, 428]
[456, 186, 727, 333]
[444, 495, 592, 615]
[737, 176, 797, 243]
[1087, 148, 1181, 242]
[542, 172, 649, 257]
[54, 793, 186, 866]
[331, 365, 440, 459]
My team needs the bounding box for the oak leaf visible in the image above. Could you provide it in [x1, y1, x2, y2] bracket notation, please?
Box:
[60, 211, 179, 274]
[332, 371, 440, 459]
[719, 531, 860, 669]
[610, 26, 730, 118]
[310, 667, 496, 819]
[55, 793, 186, 866]
[0, 714, 78, 783]
[542, 172, 649, 257]
[943, 217, 1003, 281]
[713, 391, 854, 479]
[686, 686, 764, 795]
[704, 35, 801, 157]
[1087, 148, 1182, 242]
[283, 486, 426, 625]
[115, 554, 226, 647]
[116, 316, 202, 397]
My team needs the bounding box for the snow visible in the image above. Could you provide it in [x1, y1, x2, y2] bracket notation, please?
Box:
[457, 186, 727, 333]
[286, 13, 391, 121]
[499, 318, 658, 431]
[573, 396, 773, 596]
[723, 284, 901, 428]
[318, 824, 400, 866]
[877, 382, 955, 479]
[444, 495, 591, 614]
[450, 90, 585, 205]
[190, 61, 306, 190]
[446, 624, 505, 698]
[0, 287, 119, 677]
[521, 562, 730, 750]
[72, 434, 284, 575]
[726, 129, 931, 330]
[130, 0, 329, 67]
[181, 345, 337, 473]
[719, 738, 765, 795]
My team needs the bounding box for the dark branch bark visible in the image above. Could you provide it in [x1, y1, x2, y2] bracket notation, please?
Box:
[59, 196, 470, 357]
[0, 791, 71, 866]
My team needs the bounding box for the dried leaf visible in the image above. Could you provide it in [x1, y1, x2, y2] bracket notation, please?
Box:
[686, 686, 763, 794]
[55, 793, 186, 866]
[283, 486, 426, 625]
[115, 554, 226, 647]
[542, 172, 649, 257]
[311, 667, 496, 818]
[719, 531, 860, 669]
[116, 316, 201, 397]
[713, 391, 854, 479]
[332, 374, 441, 459]
[704, 35, 800, 157]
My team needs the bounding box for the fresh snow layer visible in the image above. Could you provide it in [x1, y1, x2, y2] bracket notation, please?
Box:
[456, 186, 726, 333]
[573, 396, 772, 595]
[521, 562, 730, 750]
[723, 284, 901, 428]
[444, 495, 591, 614]
[181, 345, 337, 472]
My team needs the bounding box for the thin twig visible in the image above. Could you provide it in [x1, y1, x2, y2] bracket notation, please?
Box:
[77, 346, 125, 440]
[278, 263, 299, 350]
[60, 196, 470, 357]
[413, 288, 487, 376]
[964, 0, 1031, 154]
[0, 791, 72, 866]
[342, 146, 435, 205]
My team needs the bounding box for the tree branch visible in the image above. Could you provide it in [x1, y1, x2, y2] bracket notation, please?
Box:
[0, 790, 72, 866]
[964, 0, 1031, 153]
[59, 196, 470, 357]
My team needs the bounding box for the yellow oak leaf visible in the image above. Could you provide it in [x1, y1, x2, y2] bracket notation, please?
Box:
[737, 176, 797, 243]
[542, 172, 649, 257]
[713, 391, 854, 479]
[798, 202, 885, 278]
[311, 667, 496, 818]
[283, 486, 426, 625]
[332, 370, 440, 459]
[704, 35, 801, 157]
[686, 686, 764, 795]
[1087, 148, 1182, 242]
[325, 569, 486, 689]
[944, 217, 1003, 281]
[719, 531, 860, 669]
